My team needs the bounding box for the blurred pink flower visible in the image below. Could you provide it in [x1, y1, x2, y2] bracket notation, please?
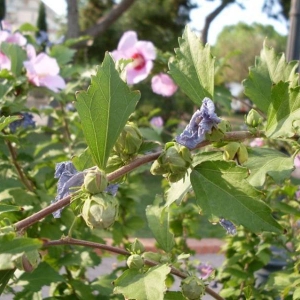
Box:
[296, 189, 300, 200]
[0, 30, 26, 46]
[151, 73, 177, 97]
[197, 263, 214, 280]
[150, 116, 164, 128]
[294, 155, 300, 168]
[111, 31, 156, 84]
[23, 47, 66, 92]
[0, 52, 11, 70]
[250, 138, 264, 147]
[26, 44, 36, 60]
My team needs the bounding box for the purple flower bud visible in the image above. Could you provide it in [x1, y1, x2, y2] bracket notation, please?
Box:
[52, 161, 84, 218]
[197, 263, 214, 279]
[175, 98, 221, 149]
[150, 116, 164, 128]
[219, 218, 237, 235]
[9, 112, 36, 133]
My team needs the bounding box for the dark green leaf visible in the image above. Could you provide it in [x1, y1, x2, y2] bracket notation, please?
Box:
[0, 236, 42, 255]
[190, 161, 282, 233]
[146, 204, 175, 252]
[72, 147, 95, 171]
[75, 52, 140, 169]
[266, 82, 300, 138]
[50, 45, 76, 65]
[164, 291, 186, 300]
[0, 269, 15, 295]
[169, 26, 214, 105]
[245, 148, 294, 188]
[0, 115, 22, 131]
[113, 264, 171, 300]
[0, 204, 22, 214]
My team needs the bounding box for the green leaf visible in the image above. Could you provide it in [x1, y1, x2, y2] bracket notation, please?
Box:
[75, 52, 140, 169]
[72, 148, 95, 171]
[169, 26, 214, 105]
[164, 291, 186, 300]
[113, 264, 171, 300]
[261, 42, 299, 86]
[146, 204, 175, 252]
[190, 161, 282, 233]
[266, 82, 300, 138]
[243, 56, 272, 113]
[18, 23, 38, 32]
[165, 171, 191, 207]
[50, 45, 76, 65]
[244, 148, 294, 188]
[0, 269, 16, 295]
[0, 115, 22, 131]
[18, 262, 65, 292]
[1, 42, 27, 76]
[0, 204, 22, 214]
[0, 236, 42, 255]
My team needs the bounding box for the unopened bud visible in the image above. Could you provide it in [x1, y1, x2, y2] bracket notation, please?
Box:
[245, 109, 263, 128]
[84, 168, 108, 194]
[181, 276, 205, 300]
[237, 143, 248, 164]
[129, 238, 145, 254]
[15, 250, 40, 272]
[82, 193, 118, 229]
[127, 254, 144, 269]
[223, 142, 240, 161]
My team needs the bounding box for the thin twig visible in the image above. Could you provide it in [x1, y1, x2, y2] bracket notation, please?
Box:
[44, 237, 224, 300]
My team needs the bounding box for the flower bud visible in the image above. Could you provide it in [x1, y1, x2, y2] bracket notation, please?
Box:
[181, 276, 205, 300]
[245, 109, 263, 128]
[223, 142, 240, 161]
[84, 168, 108, 194]
[236, 143, 248, 164]
[142, 251, 162, 263]
[129, 238, 145, 254]
[114, 123, 143, 158]
[127, 254, 144, 270]
[150, 142, 192, 182]
[82, 193, 118, 229]
[15, 250, 40, 272]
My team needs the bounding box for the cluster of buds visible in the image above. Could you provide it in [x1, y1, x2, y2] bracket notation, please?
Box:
[150, 142, 192, 182]
[181, 276, 206, 300]
[223, 142, 248, 165]
[82, 193, 118, 229]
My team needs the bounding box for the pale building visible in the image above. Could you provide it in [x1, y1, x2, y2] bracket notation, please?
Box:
[5, 0, 62, 40]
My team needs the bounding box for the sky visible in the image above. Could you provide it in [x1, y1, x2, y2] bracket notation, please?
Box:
[42, 0, 289, 45]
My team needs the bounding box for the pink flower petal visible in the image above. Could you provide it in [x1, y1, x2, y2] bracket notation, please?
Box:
[126, 60, 153, 84]
[32, 53, 60, 76]
[26, 44, 36, 60]
[0, 52, 11, 70]
[39, 75, 66, 92]
[117, 31, 138, 53]
[151, 73, 177, 97]
[294, 155, 300, 168]
[7, 32, 27, 46]
[135, 41, 156, 60]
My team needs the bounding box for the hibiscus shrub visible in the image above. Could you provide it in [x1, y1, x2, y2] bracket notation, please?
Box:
[1, 23, 300, 300]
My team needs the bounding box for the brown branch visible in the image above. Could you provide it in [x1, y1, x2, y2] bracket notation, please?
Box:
[201, 0, 236, 45]
[44, 237, 224, 300]
[14, 130, 262, 232]
[73, 0, 136, 48]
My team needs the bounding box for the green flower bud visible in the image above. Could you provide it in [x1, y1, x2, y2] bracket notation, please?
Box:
[84, 168, 108, 194]
[127, 254, 144, 269]
[237, 143, 248, 164]
[142, 251, 162, 263]
[245, 109, 263, 128]
[82, 193, 118, 229]
[15, 250, 40, 273]
[129, 238, 145, 254]
[150, 142, 192, 183]
[223, 142, 240, 161]
[114, 123, 143, 157]
[181, 276, 205, 300]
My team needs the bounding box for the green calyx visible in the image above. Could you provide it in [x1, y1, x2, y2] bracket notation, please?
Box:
[129, 238, 145, 254]
[84, 168, 108, 194]
[127, 254, 144, 270]
[150, 142, 192, 182]
[181, 276, 205, 300]
[245, 109, 263, 128]
[114, 122, 143, 159]
[223, 142, 248, 164]
[82, 193, 119, 229]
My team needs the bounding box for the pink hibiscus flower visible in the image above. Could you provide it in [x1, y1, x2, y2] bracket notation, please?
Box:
[111, 31, 156, 84]
[23, 47, 66, 92]
[150, 116, 164, 128]
[151, 73, 177, 97]
[0, 30, 26, 46]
